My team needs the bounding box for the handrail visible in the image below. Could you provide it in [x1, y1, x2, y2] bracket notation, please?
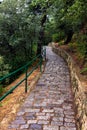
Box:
[0, 47, 46, 102]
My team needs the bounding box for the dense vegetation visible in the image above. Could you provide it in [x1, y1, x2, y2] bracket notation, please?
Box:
[0, 0, 87, 94]
[53, 0, 87, 72]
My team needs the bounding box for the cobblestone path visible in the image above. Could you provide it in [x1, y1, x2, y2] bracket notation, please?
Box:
[8, 47, 77, 130]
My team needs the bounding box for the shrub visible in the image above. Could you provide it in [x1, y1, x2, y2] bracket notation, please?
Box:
[52, 32, 65, 43]
[68, 42, 77, 52]
[77, 35, 87, 58]
[0, 56, 10, 77]
[44, 31, 52, 45]
[0, 85, 4, 96]
[52, 33, 59, 42]
[58, 40, 65, 46]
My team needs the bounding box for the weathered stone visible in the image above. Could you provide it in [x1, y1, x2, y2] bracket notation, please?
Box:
[37, 115, 50, 120]
[11, 119, 26, 125]
[54, 108, 63, 112]
[42, 109, 54, 113]
[8, 124, 19, 129]
[36, 112, 45, 116]
[29, 124, 42, 130]
[43, 125, 59, 130]
[38, 120, 49, 124]
[64, 118, 75, 123]
[60, 126, 76, 130]
[64, 111, 75, 115]
[46, 113, 54, 117]
[20, 124, 29, 129]
[27, 120, 37, 124]
[17, 111, 25, 116]
[24, 108, 40, 113]
[64, 122, 76, 127]
[51, 121, 63, 126]
[52, 117, 63, 122]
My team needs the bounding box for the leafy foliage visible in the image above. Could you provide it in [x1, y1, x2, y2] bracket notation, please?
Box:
[0, 56, 10, 77]
[0, 0, 40, 73]
[77, 34, 87, 58]
[0, 0, 87, 82]
[52, 32, 65, 43]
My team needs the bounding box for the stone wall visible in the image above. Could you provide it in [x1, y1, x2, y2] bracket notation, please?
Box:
[52, 47, 87, 130]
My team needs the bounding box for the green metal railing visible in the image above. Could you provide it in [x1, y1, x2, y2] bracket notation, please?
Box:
[0, 47, 46, 102]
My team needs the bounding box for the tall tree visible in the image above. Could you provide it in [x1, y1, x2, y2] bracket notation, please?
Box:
[0, 0, 40, 71]
[53, 0, 75, 44]
[28, 0, 54, 55]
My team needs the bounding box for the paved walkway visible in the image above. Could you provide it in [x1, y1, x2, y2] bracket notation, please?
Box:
[8, 47, 77, 130]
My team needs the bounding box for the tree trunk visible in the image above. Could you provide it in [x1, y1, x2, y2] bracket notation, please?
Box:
[37, 27, 44, 55]
[37, 41, 42, 56]
[64, 30, 73, 44]
[37, 14, 46, 55]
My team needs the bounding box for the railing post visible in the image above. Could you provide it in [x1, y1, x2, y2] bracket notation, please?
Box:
[25, 67, 28, 93]
[40, 56, 42, 72]
[44, 47, 46, 61]
[42, 46, 46, 61]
